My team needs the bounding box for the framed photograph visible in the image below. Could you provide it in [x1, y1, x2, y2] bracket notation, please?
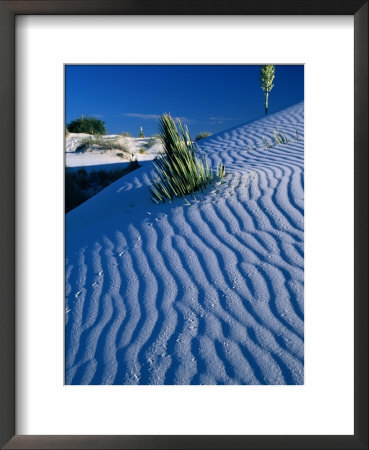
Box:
[0, 1, 367, 449]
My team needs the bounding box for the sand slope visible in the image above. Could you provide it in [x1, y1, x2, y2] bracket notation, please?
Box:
[65, 102, 304, 385]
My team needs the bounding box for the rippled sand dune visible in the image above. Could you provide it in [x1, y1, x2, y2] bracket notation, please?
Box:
[65, 102, 304, 385]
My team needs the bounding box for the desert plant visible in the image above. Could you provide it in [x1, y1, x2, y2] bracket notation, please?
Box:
[295, 127, 300, 141]
[96, 137, 129, 152]
[139, 126, 144, 138]
[75, 136, 93, 151]
[216, 163, 226, 183]
[247, 144, 255, 151]
[149, 114, 218, 203]
[76, 136, 130, 157]
[262, 137, 274, 149]
[120, 131, 132, 137]
[139, 147, 147, 154]
[273, 129, 289, 144]
[128, 151, 136, 161]
[260, 65, 275, 115]
[195, 131, 212, 141]
[66, 115, 107, 135]
[87, 136, 108, 148]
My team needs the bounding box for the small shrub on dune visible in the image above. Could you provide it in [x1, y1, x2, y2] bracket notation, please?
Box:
[66, 115, 107, 135]
[120, 131, 132, 137]
[195, 131, 212, 141]
[150, 114, 222, 203]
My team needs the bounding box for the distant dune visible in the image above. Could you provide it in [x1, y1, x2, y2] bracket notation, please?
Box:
[65, 102, 304, 385]
[65, 134, 162, 173]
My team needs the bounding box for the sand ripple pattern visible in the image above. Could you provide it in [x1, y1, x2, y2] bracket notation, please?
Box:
[66, 102, 304, 384]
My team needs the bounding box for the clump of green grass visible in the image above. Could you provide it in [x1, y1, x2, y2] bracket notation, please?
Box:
[139, 147, 147, 154]
[120, 131, 132, 137]
[216, 163, 226, 183]
[195, 131, 212, 141]
[150, 114, 219, 203]
[76, 136, 130, 157]
[75, 136, 94, 151]
[295, 127, 300, 141]
[262, 137, 274, 149]
[273, 129, 289, 144]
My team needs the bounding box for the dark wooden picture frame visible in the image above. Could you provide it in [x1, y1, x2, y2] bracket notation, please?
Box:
[0, 1, 367, 449]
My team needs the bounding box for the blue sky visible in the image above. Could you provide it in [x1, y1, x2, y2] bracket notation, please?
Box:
[65, 65, 304, 137]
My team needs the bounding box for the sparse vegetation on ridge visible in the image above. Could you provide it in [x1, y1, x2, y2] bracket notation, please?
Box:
[75, 136, 130, 157]
[262, 137, 274, 149]
[195, 132, 212, 141]
[295, 127, 300, 141]
[273, 129, 289, 144]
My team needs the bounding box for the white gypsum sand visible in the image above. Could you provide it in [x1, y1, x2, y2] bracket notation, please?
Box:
[65, 134, 161, 172]
[65, 102, 304, 385]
